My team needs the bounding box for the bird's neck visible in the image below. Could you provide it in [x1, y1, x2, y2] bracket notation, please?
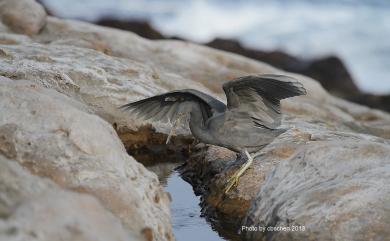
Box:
[189, 104, 214, 144]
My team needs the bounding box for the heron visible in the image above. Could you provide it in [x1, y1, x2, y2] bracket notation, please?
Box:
[121, 74, 306, 193]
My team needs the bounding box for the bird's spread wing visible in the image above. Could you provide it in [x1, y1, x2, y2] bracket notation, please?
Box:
[120, 89, 226, 125]
[223, 74, 306, 129]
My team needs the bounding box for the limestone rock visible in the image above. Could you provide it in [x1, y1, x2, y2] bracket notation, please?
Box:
[0, 155, 56, 219]
[1, 14, 328, 132]
[0, 156, 140, 241]
[0, 79, 173, 241]
[0, 0, 46, 35]
[2, 4, 374, 145]
[1, 11, 385, 138]
[1, 1, 390, 241]
[180, 105, 390, 241]
[242, 135, 390, 241]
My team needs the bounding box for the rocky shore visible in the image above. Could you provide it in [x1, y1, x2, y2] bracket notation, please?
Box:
[1, 1, 390, 241]
[96, 18, 390, 113]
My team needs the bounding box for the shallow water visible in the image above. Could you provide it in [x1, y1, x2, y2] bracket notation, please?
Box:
[165, 171, 226, 241]
[130, 146, 228, 241]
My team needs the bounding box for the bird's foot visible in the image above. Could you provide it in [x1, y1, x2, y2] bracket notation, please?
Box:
[224, 150, 253, 193]
[224, 171, 241, 193]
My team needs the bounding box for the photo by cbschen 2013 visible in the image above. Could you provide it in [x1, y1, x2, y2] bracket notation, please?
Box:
[1, 1, 390, 241]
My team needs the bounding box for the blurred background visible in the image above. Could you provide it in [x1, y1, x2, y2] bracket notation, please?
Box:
[40, 0, 390, 111]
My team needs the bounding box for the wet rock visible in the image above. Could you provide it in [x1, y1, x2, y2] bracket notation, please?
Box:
[0, 156, 141, 241]
[0, 0, 47, 35]
[0, 79, 173, 241]
[180, 145, 237, 196]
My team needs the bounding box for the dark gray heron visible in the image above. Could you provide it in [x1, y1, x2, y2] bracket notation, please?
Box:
[121, 74, 306, 192]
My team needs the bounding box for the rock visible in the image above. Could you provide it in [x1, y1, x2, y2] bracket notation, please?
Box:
[299, 56, 360, 97]
[180, 99, 390, 240]
[36, 17, 284, 95]
[117, 124, 193, 161]
[242, 137, 390, 241]
[96, 18, 165, 40]
[0, 156, 141, 241]
[90, 17, 364, 99]
[0, 0, 47, 35]
[206, 38, 390, 114]
[0, 15, 326, 130]
[91, 16, 390, 113]
[0, 155, 56, 219]
[1, 1, 390, 240]
[349, 93, 390, 114]
[206, 39, 390, 113]
[0, 79, 173, 241]
[206, 39, 361, 98]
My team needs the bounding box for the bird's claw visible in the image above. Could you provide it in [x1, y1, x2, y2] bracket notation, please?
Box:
[224, 173, 241, 193]
[224, 151, 254, 194]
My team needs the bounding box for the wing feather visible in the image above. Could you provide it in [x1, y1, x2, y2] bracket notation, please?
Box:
[223, 74, 306, 129]
[120, 89, 226, 125]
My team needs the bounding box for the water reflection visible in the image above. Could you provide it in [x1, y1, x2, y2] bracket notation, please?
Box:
[165, 172, 225, 241]
[129, 145, 227, 241]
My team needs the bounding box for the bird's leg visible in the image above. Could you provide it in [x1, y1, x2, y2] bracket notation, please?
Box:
[166, 112, 186, 144]
[224, 149, 253, 193]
